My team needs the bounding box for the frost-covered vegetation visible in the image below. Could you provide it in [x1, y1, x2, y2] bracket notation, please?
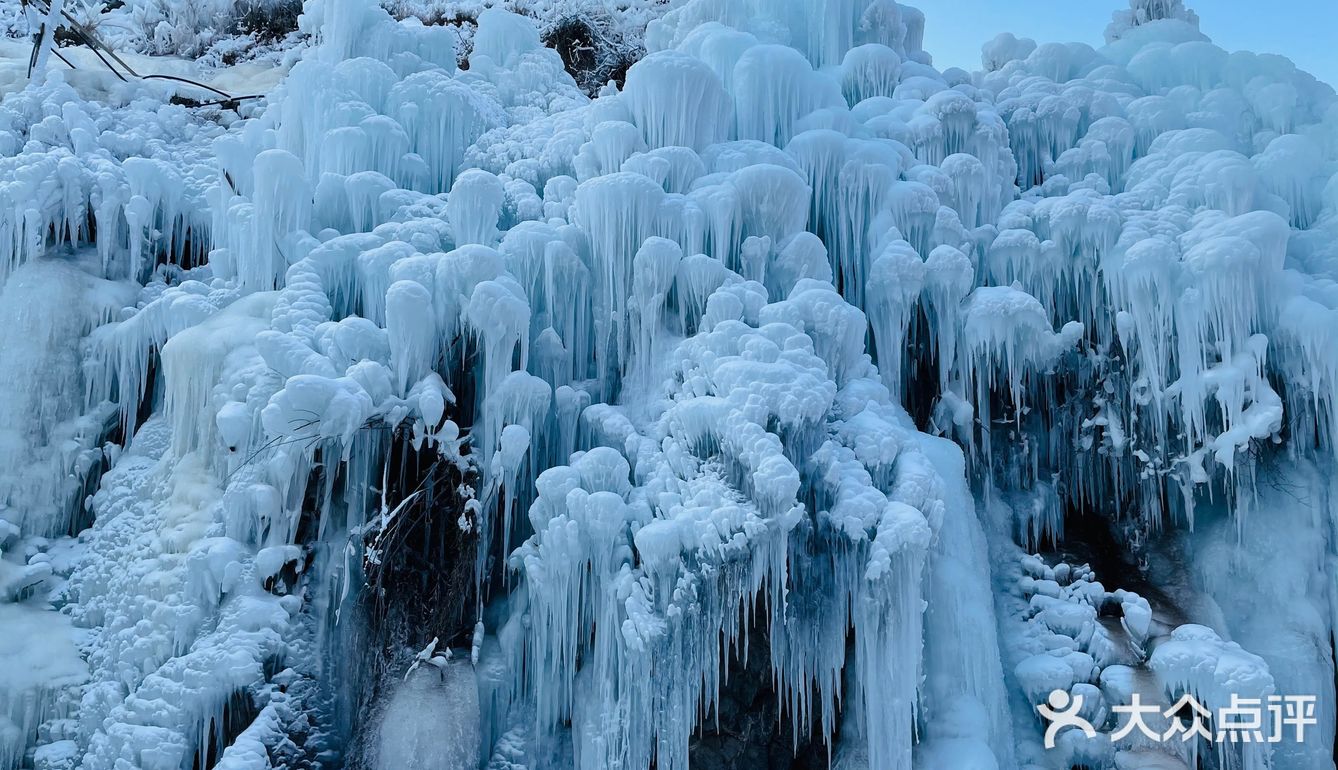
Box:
[1, 0, 1337, 769]
[0, 0, 664, 77]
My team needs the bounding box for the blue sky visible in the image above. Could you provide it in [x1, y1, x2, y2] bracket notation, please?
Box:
[913, 1, 1338, 87]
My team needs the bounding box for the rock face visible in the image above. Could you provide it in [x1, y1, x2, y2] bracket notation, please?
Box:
[688, 620, 836, 770]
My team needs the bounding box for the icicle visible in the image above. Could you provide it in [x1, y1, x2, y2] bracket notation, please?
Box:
[447, 169, 506, 247]
[840, 45, 902, 105]
[629, 237, 683, 386]
[572, 172, 670, 392]
[246, 150, 313, 292]
[733, 45, 844, 147]
[624, 51, 733, 151]
[386, 279, 437, 395]
[866, 238, 926, 399]
[162, 293, 278, 458]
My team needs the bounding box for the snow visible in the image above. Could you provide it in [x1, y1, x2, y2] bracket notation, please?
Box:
[2, 0, 1337, 768]
[0, 603, 87, 770]
[371, 666, 480, 770]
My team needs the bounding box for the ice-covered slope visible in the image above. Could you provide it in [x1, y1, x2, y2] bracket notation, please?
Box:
[0, 0, 1336, 769]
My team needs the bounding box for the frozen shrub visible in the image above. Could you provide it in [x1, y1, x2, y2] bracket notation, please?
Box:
[540, 8, 643, 94]
[231, 0, 302, 47]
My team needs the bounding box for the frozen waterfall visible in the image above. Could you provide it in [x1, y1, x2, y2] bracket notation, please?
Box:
[0, 0, 1336, 768]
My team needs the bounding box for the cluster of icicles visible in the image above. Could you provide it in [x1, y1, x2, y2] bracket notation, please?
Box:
[3, 0, 1337, 767]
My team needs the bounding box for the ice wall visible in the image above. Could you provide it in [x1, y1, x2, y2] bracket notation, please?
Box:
[0, 0, 1335, 768]
[0, 254, 134, 770]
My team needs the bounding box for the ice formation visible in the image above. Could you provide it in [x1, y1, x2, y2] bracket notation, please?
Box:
[1, 0, 1336, 768]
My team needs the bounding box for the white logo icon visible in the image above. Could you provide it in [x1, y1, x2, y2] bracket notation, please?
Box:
[1037, 689, 1097, 748]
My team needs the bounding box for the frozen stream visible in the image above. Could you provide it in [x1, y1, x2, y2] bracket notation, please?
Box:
[372, 665, 481, 770]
